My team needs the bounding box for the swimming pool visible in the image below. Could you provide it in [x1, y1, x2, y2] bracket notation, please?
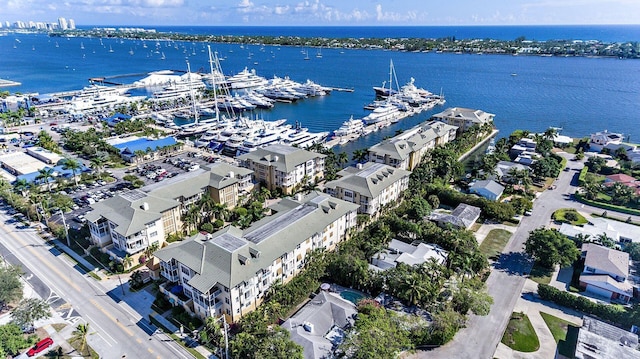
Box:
[340, 289, 365, 305]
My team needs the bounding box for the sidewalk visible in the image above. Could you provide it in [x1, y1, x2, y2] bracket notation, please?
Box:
[493, 279, 583, 359]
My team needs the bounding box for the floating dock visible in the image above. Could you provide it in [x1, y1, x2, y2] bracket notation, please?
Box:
[0, 79, 21, 88]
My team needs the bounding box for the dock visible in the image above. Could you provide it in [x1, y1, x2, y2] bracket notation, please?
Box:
[328, 87, 354, 93]
[0, 79, 21, 88]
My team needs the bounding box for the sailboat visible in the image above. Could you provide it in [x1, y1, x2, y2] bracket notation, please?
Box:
[80, 42, 85, 50]
[109, 45, 114, 53]
[303, 49, 310, 60]
[55, 41, 59, 48]
[160, 52, 166, 60]
[316, 46, 323, 58]
[129, 48, 134, 55]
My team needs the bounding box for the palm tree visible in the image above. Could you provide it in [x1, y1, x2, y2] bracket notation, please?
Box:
[35, 167, 55, 193]
[198, 194, 217, 222]
[73, 323, 91, 353]
[122, 255, 133, 270]
[543, 127, 558, 142]
[90, 158, 105, 180]
[61, 158, 83, 187]
[338, 152, 349, 168]
[352, 149, 368, 164]
[13, 178, 31, 198]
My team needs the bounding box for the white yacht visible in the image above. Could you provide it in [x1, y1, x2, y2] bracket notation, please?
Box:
[281, 126, 328, 148]
[334, 116, 365, 137]
[362, 103, 405, 125]
[226, 68, 268, 89]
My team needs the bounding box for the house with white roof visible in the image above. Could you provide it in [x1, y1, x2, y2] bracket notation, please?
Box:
[430, 107, 495, 132]
[560, 217, 639, 244]
[579, 243, 633, 303]
[371, 239, 448, 271]
[589, 130, 624, 152]
[324, 162, 410, 216]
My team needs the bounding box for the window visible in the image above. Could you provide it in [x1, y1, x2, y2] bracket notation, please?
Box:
[225, 298, 230, 304]
[181, 266, 190, 275]
[149, 231, 158, 237]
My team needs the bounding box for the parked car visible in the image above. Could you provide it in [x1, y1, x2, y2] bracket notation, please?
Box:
[27, 337, 53, 357]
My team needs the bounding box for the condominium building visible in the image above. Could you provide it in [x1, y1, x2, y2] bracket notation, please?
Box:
[368, 120, 457, 171]
[154, 191, 359, 323]
[237, 144, 325, 195]
[86, 163, 255, 261]
[324, 162, 410, 215]
[431, 107, 495, 132]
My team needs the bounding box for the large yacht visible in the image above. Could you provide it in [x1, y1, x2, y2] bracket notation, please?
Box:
[333, 116, 365, 137]
[362, 103, 405, 125]
[226, 68, 268, 89]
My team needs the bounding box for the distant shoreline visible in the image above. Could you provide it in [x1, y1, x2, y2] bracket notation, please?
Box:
[7, 27, 636, 60]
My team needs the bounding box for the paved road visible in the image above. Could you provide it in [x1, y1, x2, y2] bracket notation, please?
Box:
[409, 153, 611, 359]
[0, 209, 193, 359]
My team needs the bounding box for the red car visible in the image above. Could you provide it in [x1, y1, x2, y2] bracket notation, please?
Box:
[27, 337, 53, 357]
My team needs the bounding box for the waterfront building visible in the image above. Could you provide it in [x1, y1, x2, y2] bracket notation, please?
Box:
[237, 144, 325, 195]
[154, 191, 359, 323]
[589, 130, 624, 152]
[86, 163, 254, 261]
[431, 107, 495, 132]
[324, 162, 410, 216]
[368, 120, 457, 171]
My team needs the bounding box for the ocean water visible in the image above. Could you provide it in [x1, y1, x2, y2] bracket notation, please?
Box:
[1, 27, 639, 152]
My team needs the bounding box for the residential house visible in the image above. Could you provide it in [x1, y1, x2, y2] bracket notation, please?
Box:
[111, 136, 181, 163]
[495, 161, 529, 183]
[371, 239, 448, 271]
[589, 130, 624, 152]
[154, 192, 359, 323]
[368, 120, 457, 171]
[430, 107, 495, 132]
[324, 162, 410, 215]
[427, 203, 481, 230]
[560, 217, 639, 244]
[469, 179, 505, 201]
[603, 173, 640, 196]
[283, 290, 356, 359]
[573, 316, 638, 359]
[509, 138, 537, 157]
[579, 243, 633, 303]
[237, 144, 325, 195]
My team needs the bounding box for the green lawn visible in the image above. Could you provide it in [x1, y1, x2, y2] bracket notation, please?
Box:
[501, 312, 540, 352]
[552, 209, 588, 225]
[479, 229, 512, 260]
[540, 312, 574, 343]
[529, 264, 553, 285]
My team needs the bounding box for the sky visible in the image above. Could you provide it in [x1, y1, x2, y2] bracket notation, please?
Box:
[1, 0, 639, 27]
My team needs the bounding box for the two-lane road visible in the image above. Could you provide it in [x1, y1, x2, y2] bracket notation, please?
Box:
[0, 211, 193, 359]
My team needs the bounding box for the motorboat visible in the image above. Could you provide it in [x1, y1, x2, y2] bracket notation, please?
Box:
[226, 67, 268, 89]
[334, 116, 365, 137]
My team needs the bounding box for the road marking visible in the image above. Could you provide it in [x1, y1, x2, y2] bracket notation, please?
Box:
[136, 338, 142, 343]
[1, 223, 82, 291]
[89, 299, 135, 336]
[147, 348, 154, 353]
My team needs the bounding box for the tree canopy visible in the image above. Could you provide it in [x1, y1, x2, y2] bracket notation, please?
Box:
[524, 228, 580, 269]
[0, 265, 23, 307]
[10, 298, 51, 329]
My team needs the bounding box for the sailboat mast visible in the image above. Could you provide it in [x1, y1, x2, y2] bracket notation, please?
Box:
[186, 60, 199, 124]
[207, 45, 220, 121]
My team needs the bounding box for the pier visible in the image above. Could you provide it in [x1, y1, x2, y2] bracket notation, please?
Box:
[328, 87, 354, 93]
[0, 79, 21, 88]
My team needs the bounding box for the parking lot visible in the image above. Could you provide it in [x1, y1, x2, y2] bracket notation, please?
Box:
[56, 148, 239, 229]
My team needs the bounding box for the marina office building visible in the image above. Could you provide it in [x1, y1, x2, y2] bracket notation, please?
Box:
[154, 192, 359, 323]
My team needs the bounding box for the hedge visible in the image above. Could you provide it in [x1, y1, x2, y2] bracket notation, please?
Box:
[537, 284, 635, 328]
[574, 193, 640, 216]
[578, 167, 588, 186]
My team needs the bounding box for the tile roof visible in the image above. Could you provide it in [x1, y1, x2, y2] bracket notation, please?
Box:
[237, 143, 325, 173]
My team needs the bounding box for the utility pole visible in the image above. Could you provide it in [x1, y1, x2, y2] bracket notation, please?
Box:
[59, 209, 70, 248]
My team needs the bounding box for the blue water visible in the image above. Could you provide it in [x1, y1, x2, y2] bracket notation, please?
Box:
[1, 27, 639, 153]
